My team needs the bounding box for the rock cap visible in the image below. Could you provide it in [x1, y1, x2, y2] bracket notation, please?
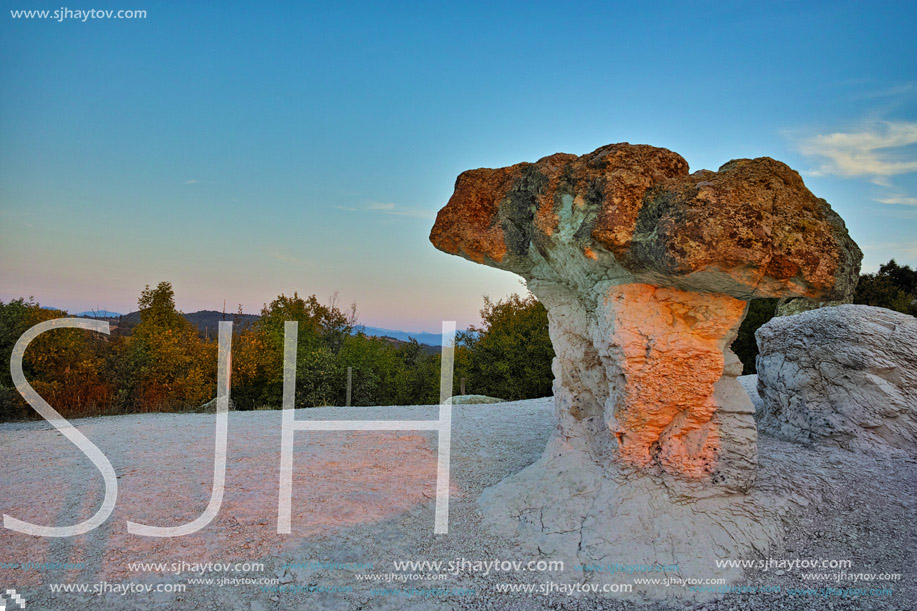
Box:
[431, 143, 862, 301]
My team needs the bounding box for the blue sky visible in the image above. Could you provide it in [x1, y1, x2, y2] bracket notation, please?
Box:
[1, 0, 916, 330]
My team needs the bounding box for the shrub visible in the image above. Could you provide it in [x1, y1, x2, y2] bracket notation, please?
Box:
[457, 293, 554, 401]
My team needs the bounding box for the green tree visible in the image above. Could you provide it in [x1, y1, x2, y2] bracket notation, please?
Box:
[458, 293, 554, 401]
[253, 292, 357, 407]
[138, 281, 186, 329]
[391, 339, 440, 405]
[0, 298, 43, 419]
[731, 298, 779, 375]
[854, 259, 917, 315]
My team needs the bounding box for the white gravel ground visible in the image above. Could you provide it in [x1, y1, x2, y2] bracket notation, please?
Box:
[1, 377, 913, 610]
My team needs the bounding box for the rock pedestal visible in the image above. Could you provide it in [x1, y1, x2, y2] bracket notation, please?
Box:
[533, 279, 757, 492]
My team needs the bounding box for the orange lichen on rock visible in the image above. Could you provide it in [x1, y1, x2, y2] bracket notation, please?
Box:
[431, 144, 689, 270]
[431, 143, 861, 301]
[583, 145, 691, 258]
[625, 157, 859, 299]
[532, 153, 577, 238]
[428, 165, 520, 264]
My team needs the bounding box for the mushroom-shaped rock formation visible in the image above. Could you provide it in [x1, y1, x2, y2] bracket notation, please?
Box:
[432, 143, 860, 489]
[430, 143, 862, 594]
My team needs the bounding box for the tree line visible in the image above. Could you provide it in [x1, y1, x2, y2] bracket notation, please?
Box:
[0, 282, 553, 421]
[2, 259, 912, 420]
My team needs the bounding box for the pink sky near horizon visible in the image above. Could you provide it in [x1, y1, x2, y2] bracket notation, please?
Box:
[0, 252, 525, 332]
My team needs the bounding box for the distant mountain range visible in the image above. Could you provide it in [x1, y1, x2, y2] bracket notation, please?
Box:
[70, 310, 448, 347]
[75, 310, 125, 318]
[355, 326, 445, 347]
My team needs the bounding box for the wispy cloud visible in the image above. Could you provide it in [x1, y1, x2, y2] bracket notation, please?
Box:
[368, 202, 397, 212]
[798, 121, 917, 184]
[875, 195, 917, 207]
[853, 81, 917, 101]
[861, 241, 917, 260]
[337, 201, 432, 218]
[0, 208, 36, 228]
[184, 179, 199, 185]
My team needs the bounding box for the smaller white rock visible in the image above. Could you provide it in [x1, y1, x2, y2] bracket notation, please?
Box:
[756, 305, 917, 453]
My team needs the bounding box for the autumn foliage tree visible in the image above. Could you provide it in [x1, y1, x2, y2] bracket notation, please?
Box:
[0, 298, 111, 419]
[115, 282, 215, 412]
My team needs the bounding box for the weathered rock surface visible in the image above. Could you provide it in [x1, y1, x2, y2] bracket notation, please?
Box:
[756, 304, 917, 453]
[530, 280, 758, 490]
[430, 143, 862, 594]
[430, 144, 861, 301]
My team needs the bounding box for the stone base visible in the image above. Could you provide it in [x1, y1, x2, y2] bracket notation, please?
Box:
[478, 436, 791, 601]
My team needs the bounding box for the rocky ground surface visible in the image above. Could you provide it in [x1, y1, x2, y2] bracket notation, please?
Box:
[1, 377, 914, 610]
